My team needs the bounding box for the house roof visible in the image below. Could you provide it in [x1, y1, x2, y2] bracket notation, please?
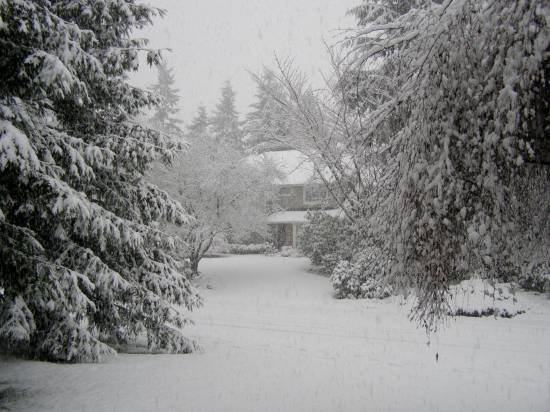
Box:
[267, 209, 343, 224]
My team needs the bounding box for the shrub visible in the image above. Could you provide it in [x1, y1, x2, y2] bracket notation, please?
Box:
[208, 234, 230, 254]
[519, 261, 550, 293]
[279, 246, 303, 257]
[330, 246, 393, 299]
[448, 278, 525, 318]
[299, 211, 355, 273]
[227, 243, 276, 255]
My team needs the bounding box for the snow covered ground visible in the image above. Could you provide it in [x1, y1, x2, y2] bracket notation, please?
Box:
[1, 255, 549, 411]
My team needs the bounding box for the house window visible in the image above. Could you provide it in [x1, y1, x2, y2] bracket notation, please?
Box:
[304, 184, 329, 205]
[279, 187, 291, 196]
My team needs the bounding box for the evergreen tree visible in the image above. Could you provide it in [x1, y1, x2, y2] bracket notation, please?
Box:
[0, 0, 200, 362]
[246, 69, 291, 151]
[187, 106, 209, 140]
[263, 0, 549, 331]
[149, 61, 183, 137]
[210, 81, 243, 150]
[345, 0, 549, 330]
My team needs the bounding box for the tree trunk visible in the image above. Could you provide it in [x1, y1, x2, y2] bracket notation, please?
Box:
[188, 236, 215, 278]
[189, 253, 200, 277]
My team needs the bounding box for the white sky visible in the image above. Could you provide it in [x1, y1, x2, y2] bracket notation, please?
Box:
[131, 0, 358, 125]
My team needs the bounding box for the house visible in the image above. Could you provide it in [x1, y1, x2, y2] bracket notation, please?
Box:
[254, 150, 341, 250]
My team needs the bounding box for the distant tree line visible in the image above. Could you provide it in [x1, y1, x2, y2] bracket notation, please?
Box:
[146, 68, 279, 277]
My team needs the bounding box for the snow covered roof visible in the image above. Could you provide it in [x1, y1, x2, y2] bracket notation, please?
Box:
[247, 150, 325, 185]
[268, 150, 314, 185]
[267, 209, 343, 224]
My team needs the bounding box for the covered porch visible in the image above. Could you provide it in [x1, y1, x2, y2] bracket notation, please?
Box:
[266, 209, 341, 250]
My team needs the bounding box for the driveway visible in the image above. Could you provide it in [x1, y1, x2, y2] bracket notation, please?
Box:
[1, 255, 549, 411]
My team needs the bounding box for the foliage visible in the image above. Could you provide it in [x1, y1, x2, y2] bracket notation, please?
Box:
[246, 69, 291, 151]
[278, 246, 303, 258]
[330, 246, 393, 299]
[510, 165, 550, 290]
[298, 211, 355, 273]
[148, 61, 183, 137]
[148, 123, 276, 275]
[263, 0, 549, 331]
[348, 0, 434, 26]
[0, 0, 200, 362]
[187, 106, 209, 140]
[346, 0, 549, 330]
[448, 278, 524, 318]
[210, 81, 243, 151]
[519, 261, 550, 293]
[227, 243, 276, 255]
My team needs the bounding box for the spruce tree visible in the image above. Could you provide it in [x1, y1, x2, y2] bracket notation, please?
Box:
[149, 61, 183, 137]
[0, 0, 200, 362]
[187, 106, 209, 140]
[210, 81, 243, 150]
[246, 69, 290, 151]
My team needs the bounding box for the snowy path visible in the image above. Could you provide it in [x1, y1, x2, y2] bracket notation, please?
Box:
[2, 255, 550, 411]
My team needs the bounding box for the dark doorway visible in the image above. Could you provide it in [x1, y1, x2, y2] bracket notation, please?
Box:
[276, 223, 293, 249]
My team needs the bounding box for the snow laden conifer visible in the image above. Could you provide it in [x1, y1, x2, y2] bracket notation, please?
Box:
[344, 0, 549, 330]
[149, 61, 183, 138]
[0, 0, 201, 362]
[210, 81, 244, 150]
[245, 69, 291, 151]
[187, 106, 209, 141]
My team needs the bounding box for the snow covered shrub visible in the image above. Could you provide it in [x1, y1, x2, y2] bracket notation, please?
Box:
[330, 246, 393, 299]
[512, 166, 550, 291]
[207, 234, 230, 254]
[449, 279, 524, 318]
[227, 243, 276, 255]
[318, 252, 341, 272]
[519, 261, 550, 293]
[299, 211, 354, 273]
[331, 261, 362, 297]
[0, 1, 201, 361]
[279, 246, 303, 257]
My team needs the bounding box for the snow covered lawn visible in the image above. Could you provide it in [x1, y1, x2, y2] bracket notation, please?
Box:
[2, 255, 550, 411]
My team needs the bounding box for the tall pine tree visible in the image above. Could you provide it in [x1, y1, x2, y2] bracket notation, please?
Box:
[0, 0, 200, 362]
[246, 69, 291, 151]
[187, 106, 209, 140]
[149, 61, 183, 137]
[210, 81, 243, 150]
